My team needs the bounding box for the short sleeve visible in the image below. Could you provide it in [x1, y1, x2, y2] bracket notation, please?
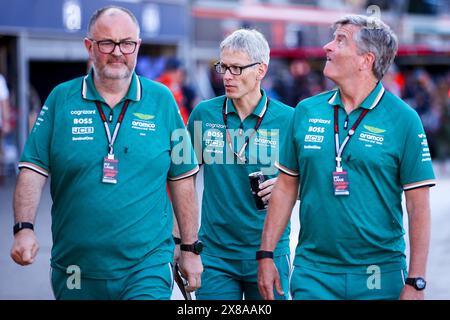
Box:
[400, 112, 436, 190]
[167, 93, 199, 180]
[275, 106, 300, 176]
[18, 88, 57, 176]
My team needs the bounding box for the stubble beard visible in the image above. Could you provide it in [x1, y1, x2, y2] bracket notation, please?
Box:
[93, 61, 134, 80]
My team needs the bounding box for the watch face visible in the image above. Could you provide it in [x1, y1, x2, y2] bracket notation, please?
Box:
[194, 241, 204, 254]
[416, 278, 426, 289]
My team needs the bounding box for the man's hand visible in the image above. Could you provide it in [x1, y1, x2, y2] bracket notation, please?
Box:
[257, 258, 283, 300]
[399, 285, 425, 300]
[178, 252, 203, 292]
[12, 167, 47, 266]
[10, 229, 39, 266]
[257, 177, 277, 203]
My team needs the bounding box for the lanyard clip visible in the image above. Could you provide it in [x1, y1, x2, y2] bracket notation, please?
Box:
[108, 144, 114, 156]
[236, 145, 247, 163]
[335, 156, 343, 172]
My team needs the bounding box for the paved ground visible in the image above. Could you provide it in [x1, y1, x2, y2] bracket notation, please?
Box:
[0, 167, 449, 300]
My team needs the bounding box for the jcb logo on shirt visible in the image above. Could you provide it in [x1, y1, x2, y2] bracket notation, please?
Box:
[72, 127, 94, 134]
[305, 134, 324, 143]
[74, 118, 93, 125]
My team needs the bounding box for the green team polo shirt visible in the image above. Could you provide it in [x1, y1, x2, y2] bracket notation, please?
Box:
[19, 69, 199, 279]
[277, 82, 436, 273]
[187, 90, 293, 259]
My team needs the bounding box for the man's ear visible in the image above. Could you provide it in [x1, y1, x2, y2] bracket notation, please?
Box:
[135, 38, 143, 52]
[258, 63, 268, 81]
[84, 37, 92, 51]
[362, 52, 376, 72]
[84, 38, 95, 61]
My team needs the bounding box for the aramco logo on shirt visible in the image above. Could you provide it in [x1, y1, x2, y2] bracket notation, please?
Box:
[131, 113, 157, 132]
[359, 125, 385, 145]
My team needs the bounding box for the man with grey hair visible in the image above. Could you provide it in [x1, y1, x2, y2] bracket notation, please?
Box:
[11, 5, 202, 299]
[258, 15, 435, 300]
[187, 28, 293, 299]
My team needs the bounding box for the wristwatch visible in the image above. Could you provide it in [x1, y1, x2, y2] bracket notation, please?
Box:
[13, 222, 34, 235]
[180, 240, 203, 255]
[405, 277, 427, 291]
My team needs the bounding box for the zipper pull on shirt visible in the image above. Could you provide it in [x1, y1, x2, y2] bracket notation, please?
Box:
[109, 109, 113, 123]
[344, 115, 349, 130]
[239, 123, 243, 135]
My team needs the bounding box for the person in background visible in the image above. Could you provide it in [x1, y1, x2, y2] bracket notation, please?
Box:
[156, 57, 191, 124]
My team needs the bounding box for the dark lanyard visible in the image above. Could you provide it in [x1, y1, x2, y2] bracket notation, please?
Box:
[222, 97, 269, 162]
[333, 106, 369, 171]
[95, 100, 130, 155]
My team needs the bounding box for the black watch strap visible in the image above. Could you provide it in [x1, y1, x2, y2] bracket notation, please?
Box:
[173, 236, 181, 245]
[13, 222, 34, 235]
[256, 250, 274, 260]
[180, 244, 193, 251]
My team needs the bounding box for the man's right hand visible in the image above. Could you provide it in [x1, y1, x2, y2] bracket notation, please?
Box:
[258, 258, 283, 300]
[178, 252, 203, 292]
[10, 229, 39, 266]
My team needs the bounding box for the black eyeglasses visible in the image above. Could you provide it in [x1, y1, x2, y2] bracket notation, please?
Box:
[90, 39, 138, 55]
[214, 62, 261, 75]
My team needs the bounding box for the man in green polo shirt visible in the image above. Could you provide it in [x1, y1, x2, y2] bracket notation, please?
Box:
[258, 15, 435, 300]
[187, 29, 293, 300]
[10, 6, 202, 300]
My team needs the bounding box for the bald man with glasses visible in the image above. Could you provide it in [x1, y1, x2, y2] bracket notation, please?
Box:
[11, 5, 202, 300]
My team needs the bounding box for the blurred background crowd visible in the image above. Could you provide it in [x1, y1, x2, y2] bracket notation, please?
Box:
[0, 0, 449, 178]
